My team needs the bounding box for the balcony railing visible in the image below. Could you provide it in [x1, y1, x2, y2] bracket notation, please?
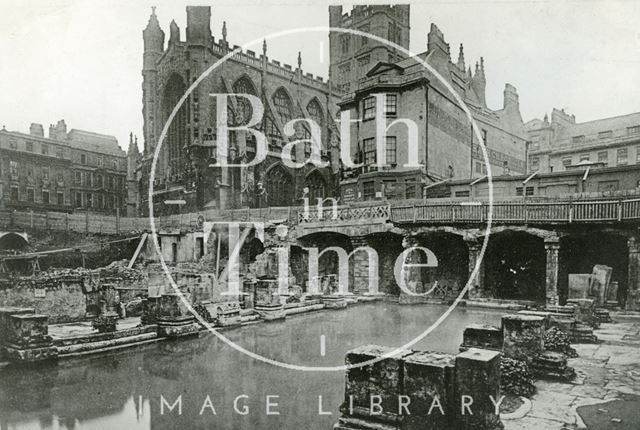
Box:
[390, 196, 640, 224]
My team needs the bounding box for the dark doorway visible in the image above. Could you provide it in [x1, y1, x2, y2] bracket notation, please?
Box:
[484, 231, 546, 303]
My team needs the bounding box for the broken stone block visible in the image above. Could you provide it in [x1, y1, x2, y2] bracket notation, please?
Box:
[531, 351, 576, 381]
[567, 298, 596, 327]
[322, 295, 348, 309]
[454, 348, 503, 430]
[402, 350, 456, 430]
[0, 307, 35, 345]
[460, 324, 503, 352]
[1, 313, 57, 363]
[591, 265, 612, 306]
[502, 314, 545, 362]
[568, 274, 593, 300]
[343, 345, 413, 423]
[214, 301, 242, 327]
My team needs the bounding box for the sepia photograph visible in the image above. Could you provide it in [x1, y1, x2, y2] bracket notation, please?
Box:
[1, 0, 640, 429]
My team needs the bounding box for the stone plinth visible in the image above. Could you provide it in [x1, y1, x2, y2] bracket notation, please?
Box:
[91, 312, 118, 333]
[454, 348, 503, 430]
[141, 297, 160, 325]
[343, 345, 413, 424]
[460, 325, 503, 352]
[155, 293, 199, 338]
[0, 307, 35, 343]
[322, 295, 348, 309]
[567, 298, 596, 327]
[215, 301, 242, 327]
[502, 315, 545, 362]
[531, 351, 576, 382]
[402, 351, 456, 430]
[1, 313, 57, 363]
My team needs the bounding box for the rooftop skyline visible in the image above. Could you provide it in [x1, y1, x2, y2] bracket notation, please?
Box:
[2, 0, 639, 151]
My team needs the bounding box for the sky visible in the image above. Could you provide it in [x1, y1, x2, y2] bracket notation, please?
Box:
[1, 0, 639, 152]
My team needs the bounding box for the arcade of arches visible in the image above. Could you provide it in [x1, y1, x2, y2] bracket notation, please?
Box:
[235, 225, 640, 309]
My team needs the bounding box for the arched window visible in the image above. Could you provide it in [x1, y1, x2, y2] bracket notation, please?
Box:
[162, 74, 187, 177]
[306, 99, 324, 130]
[273, 88, 293, 125]
[232, 77, 257, 124]
[266, 164, 293, 207]
[306, 170, 327, 203]
[305, 99, 325, 157]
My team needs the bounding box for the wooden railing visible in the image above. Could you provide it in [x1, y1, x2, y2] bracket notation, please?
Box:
[2, 195, 640, 236]
[391, 196, 640, 224]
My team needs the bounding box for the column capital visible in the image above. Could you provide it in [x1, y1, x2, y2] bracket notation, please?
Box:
[544, 237, 560, 250]
[628, 236, 640, 253]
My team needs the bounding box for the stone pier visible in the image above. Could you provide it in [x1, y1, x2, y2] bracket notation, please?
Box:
[0, 307, 58, 363]
[502, 314, 545, 362]
[155, 292, 200, 338]
[254, 279, 285, 321]
[334, 345, 503, 430]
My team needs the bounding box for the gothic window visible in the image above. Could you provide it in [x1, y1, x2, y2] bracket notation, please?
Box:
[163, 73, 187, 176]
[306, 99, 324, 130]
[306, 99, 324, 155]
[265, 115, 282, 144]
[273, 88, 293, 125]
[232, 76, 257, 124]
[306, 170, 327, 203]
[266, 164, 294, 207]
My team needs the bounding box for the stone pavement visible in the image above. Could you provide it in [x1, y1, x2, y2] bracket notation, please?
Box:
[504, 314, 640, 429]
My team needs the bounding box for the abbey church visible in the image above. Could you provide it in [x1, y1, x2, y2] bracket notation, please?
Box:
[132, 5, 527, 215]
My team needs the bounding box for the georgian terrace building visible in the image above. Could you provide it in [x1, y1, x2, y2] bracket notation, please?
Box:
[525, 109, 640, 182]
[0, 120, 127, 214]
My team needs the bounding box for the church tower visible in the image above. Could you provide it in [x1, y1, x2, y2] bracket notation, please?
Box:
[329, 4, 410, 93]
[142, 6, 164, 156]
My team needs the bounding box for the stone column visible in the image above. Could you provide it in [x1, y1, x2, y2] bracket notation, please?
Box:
[465, 239, 485, 299]
[545, 238, 560, 306]
[400, 235, 426, 295]
[627, 237, 640, 311]
[350, 236, 378, 295]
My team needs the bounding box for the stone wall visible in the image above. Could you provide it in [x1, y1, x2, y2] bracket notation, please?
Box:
[0, 280, 85, 323]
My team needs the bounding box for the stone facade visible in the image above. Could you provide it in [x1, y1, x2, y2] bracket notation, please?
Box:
[337, 22, 527, 203]
[526, 109, 640, 176]
[0, 121, 127, 214]
[137, 6, 341, 216]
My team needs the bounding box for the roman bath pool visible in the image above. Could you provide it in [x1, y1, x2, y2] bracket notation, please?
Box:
[0, 303, 504, 430]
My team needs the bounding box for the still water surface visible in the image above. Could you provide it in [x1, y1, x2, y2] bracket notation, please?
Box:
[0, 303, 503, 430]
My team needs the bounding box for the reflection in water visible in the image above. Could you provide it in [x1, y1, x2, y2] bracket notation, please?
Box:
[0, 303, 503, 430]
